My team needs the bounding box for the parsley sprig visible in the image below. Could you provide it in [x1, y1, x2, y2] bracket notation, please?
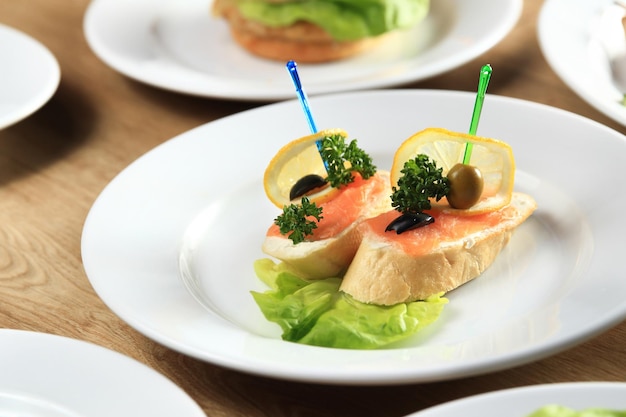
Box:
[273, 134, 375, 244]
[320, 134, 376, 187]
[391, 154, 449, 214]
[274, 197, 323, 244]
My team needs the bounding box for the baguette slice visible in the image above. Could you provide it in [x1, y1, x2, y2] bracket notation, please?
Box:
[262, 171, 392, 279]
[340, 192, 537, 305]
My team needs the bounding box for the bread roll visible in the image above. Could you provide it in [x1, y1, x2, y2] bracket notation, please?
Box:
[340, 192, 537, 305]
[211, 0, 429, 63]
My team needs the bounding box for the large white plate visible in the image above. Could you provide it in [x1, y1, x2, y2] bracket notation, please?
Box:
[538, 0, 626, 127]
[82, 90, 626, 385]
[83, 0, 521, 101]
[0, 24, 60, 129]
[405, 382, 626, 416]
[0, 329, 205, 417]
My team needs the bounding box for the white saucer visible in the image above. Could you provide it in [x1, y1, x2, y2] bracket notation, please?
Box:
[0, 329, 205, 416]
[84, 0, 521, 101]
[0, 24, 60, 129]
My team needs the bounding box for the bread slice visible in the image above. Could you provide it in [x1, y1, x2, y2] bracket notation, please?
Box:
[262, 171, 392, 279]
[339, 192, 537, 305]
[212, 0, 387, 62]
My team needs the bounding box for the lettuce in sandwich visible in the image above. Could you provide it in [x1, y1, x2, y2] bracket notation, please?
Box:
[235, 0, 431, 41]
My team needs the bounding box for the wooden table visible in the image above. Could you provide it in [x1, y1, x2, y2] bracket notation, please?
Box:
[1, 1, 624, 416]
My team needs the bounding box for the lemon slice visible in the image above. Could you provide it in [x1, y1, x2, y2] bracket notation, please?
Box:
[391, 127, 515, 214]
[264, 129, 346, 208]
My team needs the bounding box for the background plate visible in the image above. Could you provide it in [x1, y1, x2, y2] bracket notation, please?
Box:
[538, 0, 626, 127]
[0, 24, 60, 129]
[406, 382, 626, 417]
[0, 329, 205, 417]
[84, 0, 521, 101]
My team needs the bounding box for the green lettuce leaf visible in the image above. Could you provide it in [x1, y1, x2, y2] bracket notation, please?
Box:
[251, 258, 447, 349]
[236, 0, 430, 41]
[526, 405, 626, 417]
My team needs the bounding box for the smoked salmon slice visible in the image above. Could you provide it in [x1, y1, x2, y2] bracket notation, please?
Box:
[263, 171, 392, 279]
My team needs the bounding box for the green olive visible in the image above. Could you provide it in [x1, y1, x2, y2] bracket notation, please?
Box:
[446, 163, 484, 209]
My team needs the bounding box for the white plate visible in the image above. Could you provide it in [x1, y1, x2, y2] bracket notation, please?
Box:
[0, 329, 205, 417]
[83, 0, 521, 101]
[405, 382, 626, 416]
[82, 90, 626, 385]
[0, 24, 60, 129]
[538, 0, 626, 127]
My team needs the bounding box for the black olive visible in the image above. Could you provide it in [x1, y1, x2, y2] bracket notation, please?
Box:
[289, 174, 328, 201]
[385, 212, 434, 234]
[447, 163, 484, 209]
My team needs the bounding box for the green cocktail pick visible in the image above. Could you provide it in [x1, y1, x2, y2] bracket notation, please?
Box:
[463, 64, 493, 164]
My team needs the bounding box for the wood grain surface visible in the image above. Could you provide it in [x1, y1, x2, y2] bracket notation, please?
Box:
[1, 1, 625, 416]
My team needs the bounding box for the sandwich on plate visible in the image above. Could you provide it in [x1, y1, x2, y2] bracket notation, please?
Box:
[253, 126, 536, 349]
[211, 0, 431, 62]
